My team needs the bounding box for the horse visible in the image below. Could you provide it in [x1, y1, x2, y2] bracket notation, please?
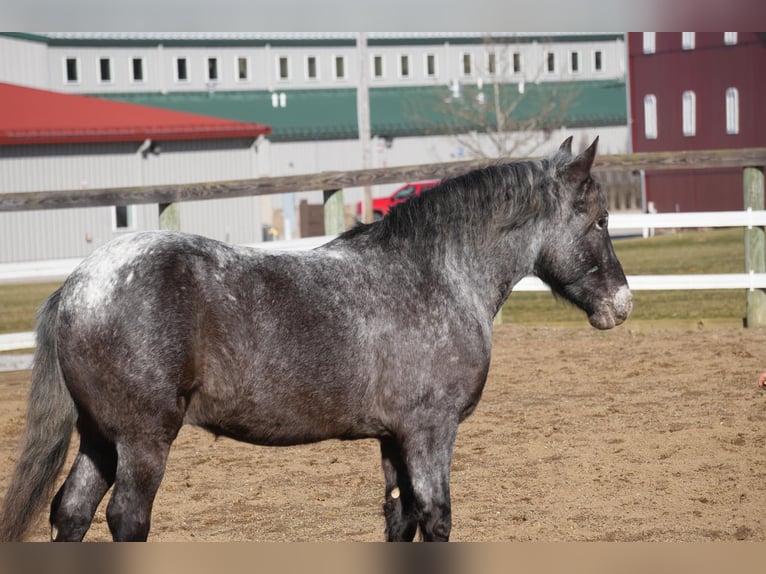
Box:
[0, 137, 632, 542]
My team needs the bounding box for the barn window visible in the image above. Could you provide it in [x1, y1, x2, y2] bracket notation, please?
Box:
[569, 51, 580, 74]
[64, 57, 80, 83]
[593, 50, 603, 72]
[278, 56, 290, 80]
[399, 54, 410, 79]
[462, 53, 473, 76]
[99, 58, 112, 83]
[726, 87, 740, 135]
[114, 206, 135, 230]
[237, 57, 250, 81]
[682, 90, 696, 136]
[682, 32, 695, 50]
[425, 53, 437, 78]
[175, 58, 189, 82]
[306, 56, 318, 80]
[334, 55, 346, 80]
[644, 94, 658, 140]
[206, 57, 219, 82]
[131, 58, 145, 82]
[487, 52, 497, 75]
[373, 55, 384, 79]
[642, 32, 655, 54]
[724, 32, 738, 46]
[545, 51, 556, 74]
[512, 52, 522, 74]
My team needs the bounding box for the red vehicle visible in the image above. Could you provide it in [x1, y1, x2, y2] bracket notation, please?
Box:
[356, 181, 439, 222]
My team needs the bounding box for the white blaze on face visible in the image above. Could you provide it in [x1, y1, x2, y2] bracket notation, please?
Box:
[612, 285, 633, 321]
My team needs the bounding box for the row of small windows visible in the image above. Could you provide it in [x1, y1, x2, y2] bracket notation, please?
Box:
[643, 88, 740, 139]
[63, 55, 349, 85]
[642, 32, 738, 54]
[66, 56, 151, 84]
[63, 48, 607, 85]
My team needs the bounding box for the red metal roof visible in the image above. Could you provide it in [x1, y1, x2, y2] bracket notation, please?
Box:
[0, 82, 271, 145]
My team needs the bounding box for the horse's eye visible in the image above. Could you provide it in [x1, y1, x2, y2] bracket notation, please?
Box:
[595, 213, 608, 231]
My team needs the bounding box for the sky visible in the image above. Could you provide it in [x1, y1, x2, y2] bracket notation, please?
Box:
[1, 0, 765, 32]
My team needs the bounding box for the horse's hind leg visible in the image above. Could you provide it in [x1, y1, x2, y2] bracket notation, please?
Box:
[50, 421, 117, 541]
[105, 437, 174, 541]
[380, 437, 418, 541]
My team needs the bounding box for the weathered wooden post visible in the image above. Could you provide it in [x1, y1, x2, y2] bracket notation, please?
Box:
[744, 166, 766, 327]
[159, 202, 180, 231]
[323, 189, 345, 235]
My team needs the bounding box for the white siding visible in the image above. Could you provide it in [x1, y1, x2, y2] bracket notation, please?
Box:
[0, 36, 48, 89]
[0, 139, 266, 262]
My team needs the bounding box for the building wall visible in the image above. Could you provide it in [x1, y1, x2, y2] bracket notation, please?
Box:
[628, 32, 765, 212]
[0, 138, 265, 262]
[629, 32, 764, 152]
[0, 35, 48, 88]
[1, 34, 626, 95]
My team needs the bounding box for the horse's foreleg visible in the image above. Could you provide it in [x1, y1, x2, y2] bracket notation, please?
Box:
[400, 423, 458, 542]
[105, 438, 173, 541]
[50, 425, 117, 542]
[379, 437, 418, 541]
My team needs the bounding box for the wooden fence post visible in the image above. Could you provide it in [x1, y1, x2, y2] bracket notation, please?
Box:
[158, 202, 180, 231]
[323, 189, 345, 235]
[744, 167, 766, 327]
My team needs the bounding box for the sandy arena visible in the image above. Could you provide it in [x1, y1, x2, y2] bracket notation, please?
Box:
[1, 324, 765, 542]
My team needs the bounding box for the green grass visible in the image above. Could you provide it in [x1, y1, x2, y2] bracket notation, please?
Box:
[0, 228, 751, 334]
[501, 227, 747, 327]
[0, 282, 61, 334]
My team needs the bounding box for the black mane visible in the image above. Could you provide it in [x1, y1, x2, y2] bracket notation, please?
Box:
[336, 150, 573, 249]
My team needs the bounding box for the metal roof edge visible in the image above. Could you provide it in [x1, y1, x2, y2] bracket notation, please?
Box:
[3, 32, 624, 49]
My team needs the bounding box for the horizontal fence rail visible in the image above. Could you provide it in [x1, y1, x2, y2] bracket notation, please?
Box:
[1, 148, 765, 213]
[608, 209, 766, 230]
[2, 211, 766, 286]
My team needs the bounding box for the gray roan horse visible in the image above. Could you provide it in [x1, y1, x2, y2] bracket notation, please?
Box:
[0, 137, 631, 542]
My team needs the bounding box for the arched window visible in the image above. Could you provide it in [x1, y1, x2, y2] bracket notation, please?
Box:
[682, 91, 696, 136]
[726, 87, 740, 135]
[644, 94, 658, 140]
[643, 32, 656, 54]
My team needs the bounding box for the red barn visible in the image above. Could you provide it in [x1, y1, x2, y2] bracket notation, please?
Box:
[628, 32, 766, 212]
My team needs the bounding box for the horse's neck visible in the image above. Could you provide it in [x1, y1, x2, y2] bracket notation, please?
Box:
[414, 222, 543, 318]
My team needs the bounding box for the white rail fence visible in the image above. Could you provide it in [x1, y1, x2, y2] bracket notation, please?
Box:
[1, 210, 766, 352]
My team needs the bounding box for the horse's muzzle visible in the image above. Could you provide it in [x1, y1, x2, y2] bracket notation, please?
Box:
[588, 285, 633, 330]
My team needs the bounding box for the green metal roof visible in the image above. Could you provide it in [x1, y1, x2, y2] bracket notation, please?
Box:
[97, 80, 626, 142]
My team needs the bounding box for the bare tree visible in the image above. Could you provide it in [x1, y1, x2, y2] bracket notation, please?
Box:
[405, 36, 581, 160]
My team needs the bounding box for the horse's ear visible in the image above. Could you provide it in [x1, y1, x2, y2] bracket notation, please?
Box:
[566, 136, 599, 184]
[559, 136, 573, 154]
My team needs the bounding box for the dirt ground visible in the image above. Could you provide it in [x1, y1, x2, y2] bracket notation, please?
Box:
[1, 323, 766, 542]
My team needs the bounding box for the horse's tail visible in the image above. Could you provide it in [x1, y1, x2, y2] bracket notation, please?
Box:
[0, 288, 77, 541]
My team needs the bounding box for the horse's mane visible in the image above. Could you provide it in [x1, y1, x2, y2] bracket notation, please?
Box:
[337, 149, 574, 248]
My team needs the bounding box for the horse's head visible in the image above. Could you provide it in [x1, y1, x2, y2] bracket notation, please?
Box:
[533, 137, 632, 330]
